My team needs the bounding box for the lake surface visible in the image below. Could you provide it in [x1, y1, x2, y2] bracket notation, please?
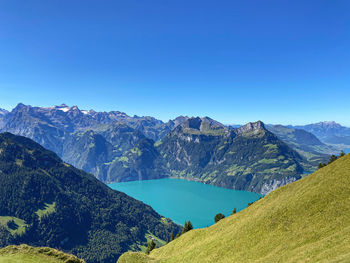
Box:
[344, 148, 350, 154]
[109, 178, 262, 228]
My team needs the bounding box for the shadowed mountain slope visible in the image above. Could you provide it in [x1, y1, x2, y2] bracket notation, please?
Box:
[0, 133, 181, 263]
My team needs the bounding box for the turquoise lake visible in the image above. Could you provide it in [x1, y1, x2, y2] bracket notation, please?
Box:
[344, 148, 350, 154]
[109, 178, 262, 228]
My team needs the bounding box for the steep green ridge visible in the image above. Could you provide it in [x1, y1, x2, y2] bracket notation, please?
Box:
[119, 154, 350, 263]
[106, 138, 169, 182]
[0, 244, 84, 263]
[0, 133, 181, 263]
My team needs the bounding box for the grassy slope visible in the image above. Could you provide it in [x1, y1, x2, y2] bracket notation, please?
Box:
[35, 202, 56, 219]
[0, 216, 28, 235]
[119, 154, 350, 263]
[0, 245, 85, 263]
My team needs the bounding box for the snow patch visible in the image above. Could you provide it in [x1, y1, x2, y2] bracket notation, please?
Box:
[57, 107, 71, 112]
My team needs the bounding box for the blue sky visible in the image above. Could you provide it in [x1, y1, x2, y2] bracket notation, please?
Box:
[0, 0, 349, 125]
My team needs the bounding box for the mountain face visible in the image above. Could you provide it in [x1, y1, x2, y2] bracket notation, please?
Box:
[158, 119, 304, 194]
[106, 138, 169, 182]
[0, 103, 173, 140]
[119, 153, 350, 263]
[112, 118, 305, 194]
[0, 103, 176, 180]
[267, 125, 336, 168]
[290, 121, 350, 145]
[0, 133, 181, 263]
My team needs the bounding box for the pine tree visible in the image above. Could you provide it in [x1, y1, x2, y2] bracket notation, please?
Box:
[328, 155, 337, 164]
[182, 221, 188, 234]
[187, 220, 193, 231]
[232, 208, 237, 214]
[340, 151, 346, 157]
[146, 240, 156, 254]
[170, 232, 174, 241]
[181, 220, 193, 234]
[214, 213, 225, 223]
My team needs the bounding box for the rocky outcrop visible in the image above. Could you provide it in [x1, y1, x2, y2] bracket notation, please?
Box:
[260, 176, 299, 195]
[236, 120, 265, 134]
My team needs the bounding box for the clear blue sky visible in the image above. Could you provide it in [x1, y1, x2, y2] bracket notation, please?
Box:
[0, 0, 349, 125]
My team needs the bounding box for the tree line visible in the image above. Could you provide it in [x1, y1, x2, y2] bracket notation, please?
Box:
[318, 151, 346, 169]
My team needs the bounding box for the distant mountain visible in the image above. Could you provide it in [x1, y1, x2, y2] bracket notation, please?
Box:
[0, 103, 176, 180]
[267, 125, 335, 167]
[289, 121, 350, 145]
[113, 118, 305, 194]
[119, 152, 350, 263]
[228, 124, 242, 129]
[0, 133, 181, 263]
[1, 103, 173, 140]
[159, 118, 304, 194]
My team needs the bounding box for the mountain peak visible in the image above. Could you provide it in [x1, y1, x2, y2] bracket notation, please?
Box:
[11, 103, 31, 114]
[236, 120, 266, 134]
[316, 121, 341, 127]
[70, 105, 80, 111]
[13, 103, 27, 110]
[178, 116, 228, 135]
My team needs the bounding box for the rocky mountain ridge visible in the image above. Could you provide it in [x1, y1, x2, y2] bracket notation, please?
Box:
[0, 103, 341, 194]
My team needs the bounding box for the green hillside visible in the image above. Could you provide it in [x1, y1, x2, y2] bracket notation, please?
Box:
[0, 244, 84, 263]
[119, 154, 350, 263]
[0, 132, 181, 263]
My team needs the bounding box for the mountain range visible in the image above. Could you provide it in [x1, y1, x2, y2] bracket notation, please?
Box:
[289, 121, 350, 146]
[0, 104, 347, 194]
[0, 133, 180, 263]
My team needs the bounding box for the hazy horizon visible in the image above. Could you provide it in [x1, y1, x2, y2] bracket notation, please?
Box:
[1, 102, 349, 128]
